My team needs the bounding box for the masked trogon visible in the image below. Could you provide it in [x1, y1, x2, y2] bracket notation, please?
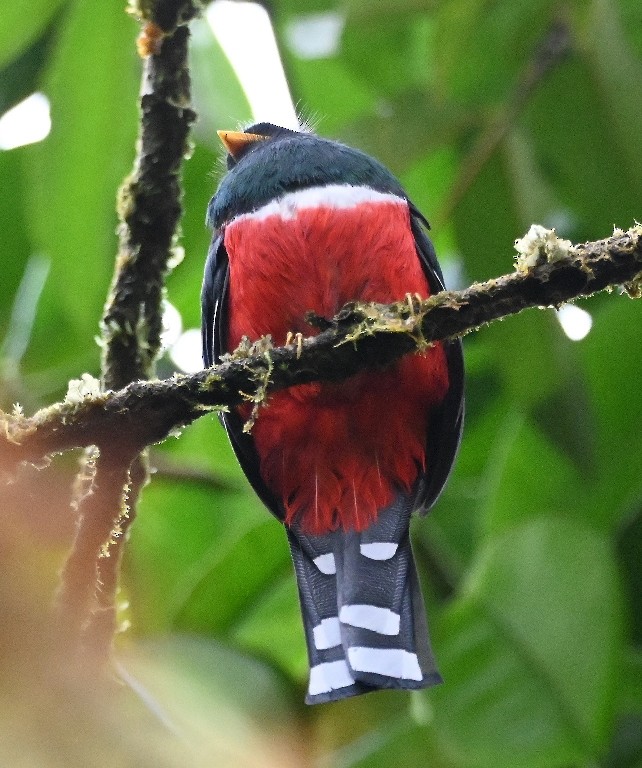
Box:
[201, 123, 464, 704]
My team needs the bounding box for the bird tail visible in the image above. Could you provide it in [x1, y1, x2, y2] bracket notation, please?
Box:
[288, 495, 441, 705]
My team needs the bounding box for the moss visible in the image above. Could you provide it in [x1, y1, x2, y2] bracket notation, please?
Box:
[242, 349, 274, 434]
[338, 294, 449, 352]
[0, 407, 36, 446]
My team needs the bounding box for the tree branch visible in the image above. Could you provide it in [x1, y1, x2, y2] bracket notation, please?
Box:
[102, 22, 195, 389]
[55, 450, 136, 641]
[81, 453, 148, 665]
[56, 0, 197, 659]
[2, 225, 640, 468]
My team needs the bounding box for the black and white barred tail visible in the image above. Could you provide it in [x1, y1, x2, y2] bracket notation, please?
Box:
[288, 492, 441, 704]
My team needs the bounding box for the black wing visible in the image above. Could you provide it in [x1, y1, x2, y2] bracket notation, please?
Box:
[201, 233, 283, 519]
[201, 233, 227, 368]
[409, 206, 465, 513]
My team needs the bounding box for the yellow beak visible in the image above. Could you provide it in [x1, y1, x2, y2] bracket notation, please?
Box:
[217, 130, 267, 159]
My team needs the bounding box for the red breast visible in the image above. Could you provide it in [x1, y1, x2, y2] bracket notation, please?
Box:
[224, 185, 449, 534]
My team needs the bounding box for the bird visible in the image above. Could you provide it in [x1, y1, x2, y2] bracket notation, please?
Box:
[201, 123, 464, 704]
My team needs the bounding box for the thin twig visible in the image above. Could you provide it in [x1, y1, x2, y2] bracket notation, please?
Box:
[436, 19, 571, 225]
[83, 452, 148, 664]
[55, 451, 136, 645]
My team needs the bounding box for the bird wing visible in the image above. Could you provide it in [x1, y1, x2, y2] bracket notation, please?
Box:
[408, 207, 465, 513]
[201, 232, 283, 519]
[201, 232, 227, 368]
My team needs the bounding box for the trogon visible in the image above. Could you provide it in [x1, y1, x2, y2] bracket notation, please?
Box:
[201, 123, 464, 704]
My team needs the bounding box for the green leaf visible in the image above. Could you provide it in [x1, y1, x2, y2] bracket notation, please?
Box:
[189, 18, 252, 150]
[480, 415, 590, 536]
[282, 55, 376, 135]
[231, 573, 308, 680]
[0, 0, 67, 70]
[453, 150, 520, 281]
[119, 635, 298, 759]
[617, 511, 642, 647]
[125, 476, 265, 633]
[434, 0, 556, 105]
[0, 149, 32, 338]
[173, 517, 291, 635]
[503, 128, 562, 226]
[620, 0, 642, 57]
[432, 517, 621, 766]
[481, 311, 571, 407]
[0, 22, 58, 116]
[343, 0, 437, 21]
[421, 384, 508, 576]
[619, 649, 642, 717]
[320, 716, 459, 768]
[401, 147, 458, 225]
[275, 0, 338, 15]
[341, 89, 464, 177]
[168, 142, 221, 331]
[579, 0, 642, 188]
[340, 18, 421, 97]
[23, 0, 139, 374]
[600, 650, 642, 768]
[534, 367, 598, 479]
[579, 299, 642, 525]
[525, 55, 640, 240]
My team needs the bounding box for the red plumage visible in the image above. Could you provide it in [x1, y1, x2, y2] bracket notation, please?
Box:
[224, 197, 449, 534]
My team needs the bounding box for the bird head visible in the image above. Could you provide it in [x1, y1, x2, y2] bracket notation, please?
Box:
[207, 123, 404, 230]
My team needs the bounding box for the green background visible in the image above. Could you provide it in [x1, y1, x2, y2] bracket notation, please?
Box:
[0, 1, 641, 766]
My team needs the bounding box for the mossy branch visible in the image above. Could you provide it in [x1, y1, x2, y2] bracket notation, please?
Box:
[58, 2, 195, 660]
[55, 451, 135, 641]
[1, 224, 640, 469]
[101, 22, 195, 390]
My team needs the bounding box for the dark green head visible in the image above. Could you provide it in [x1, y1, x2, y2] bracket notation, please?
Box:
[207, 123, 407, 230]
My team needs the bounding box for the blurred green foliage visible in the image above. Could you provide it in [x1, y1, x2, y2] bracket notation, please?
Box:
[0, 0, 641, 766]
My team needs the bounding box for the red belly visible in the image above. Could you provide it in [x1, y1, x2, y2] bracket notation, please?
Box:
[224, 197, 449, 533]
